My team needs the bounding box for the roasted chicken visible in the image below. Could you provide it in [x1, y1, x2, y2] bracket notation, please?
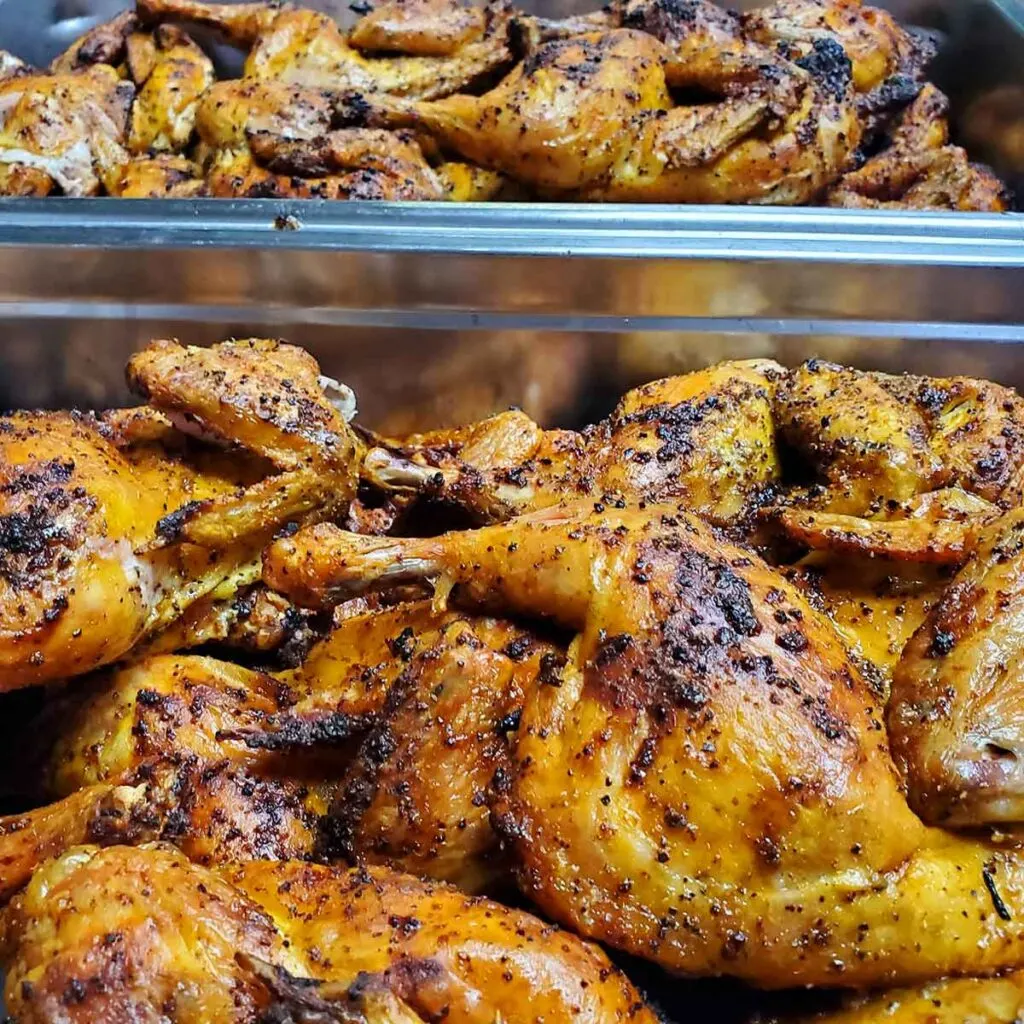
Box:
[266, 501, 1024, 989]
[0, 597, 556, 897]
[1, 844, 655, 1024]
[0, 64, 133, 196]
[0, 338, 360, 689]
[345, 7, 862, 204]
[0, 0, 1008, 207]
[9, 342, 1024, 1023]
[741, 0, 935, 137]
[828, 84, 1011, 211]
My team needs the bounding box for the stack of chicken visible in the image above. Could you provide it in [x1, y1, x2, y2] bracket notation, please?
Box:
[4, 337, 1024, 1022]
[0, 0, 1010, 208]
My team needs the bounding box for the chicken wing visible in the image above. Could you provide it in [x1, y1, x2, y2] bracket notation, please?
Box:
[267, 502, 1024, 988]
[137, 0, 513, 100]
[0, 652, 339, 899]
[0, 338, 360, 689]
[1, 844, 657, 1024]
[322, 614, 562, 893]
[0, 64, 133, 196]
[49, 10, 138, 75]
[775, 359, 1024, 519]
[364, 360, 783, 528]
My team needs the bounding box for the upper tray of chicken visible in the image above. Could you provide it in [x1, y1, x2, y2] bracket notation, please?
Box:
[0, 0, 1012, 208]
[4, 339, 1024, 1022]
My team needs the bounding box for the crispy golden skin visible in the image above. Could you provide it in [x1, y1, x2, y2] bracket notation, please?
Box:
[267, 503, 1024, 988]
[889, 509, 1024, 827]
[742, 0, 935, 139]
[137, 0, 513, 100]
[0, 65, 133, 196]
[49, 11, 138, 75]
[126, 24, 214, 154]
[365, 360, 783, 527]
[0, 598, 552, 895]
[194, 78, 446, 199]
[111, 153, 206, 195]
[778, 488, 999, 566]
[349, 10, 860, 205]
[0, 653, 339, 897]
[349, 0, 487, 57]
[785, 551, 948, 682]
[357, 0, 864, 202]
[0, 339, 360, 690]
[1, 845, 656, 1024]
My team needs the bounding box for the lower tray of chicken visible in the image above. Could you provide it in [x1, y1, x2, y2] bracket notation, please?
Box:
[4, 339, 1024, 1022]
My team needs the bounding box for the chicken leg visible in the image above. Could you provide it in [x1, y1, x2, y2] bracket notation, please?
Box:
[364, 360, 783, 527]
[266, 503, 1024, 988]
[137, 0, 513, 100]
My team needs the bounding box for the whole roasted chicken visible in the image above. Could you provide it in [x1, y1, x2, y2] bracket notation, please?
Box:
[0, 338, 360, 689]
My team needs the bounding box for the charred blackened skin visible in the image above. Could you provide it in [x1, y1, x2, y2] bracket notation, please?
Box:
[795, 37, 853, 101]
[537, 651, 566, 686]
[929, 629, 956, 658]
[219, 710, 368, 751]
[156, 500, 204, 542]
[621, 0, 703, 37]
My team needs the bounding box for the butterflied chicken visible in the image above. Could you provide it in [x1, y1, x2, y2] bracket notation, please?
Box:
[137, 0, 514, 100]
[344, 5, 861, 204]
[0, 338, 360, 689]
[0, 844, 656, 1024]
[267, 502, 1024, 989]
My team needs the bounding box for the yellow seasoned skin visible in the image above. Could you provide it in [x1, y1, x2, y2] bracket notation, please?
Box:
[365, 360, 784, 527]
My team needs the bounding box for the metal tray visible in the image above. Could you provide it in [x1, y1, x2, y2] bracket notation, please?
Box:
[0, 0, 1020, 383]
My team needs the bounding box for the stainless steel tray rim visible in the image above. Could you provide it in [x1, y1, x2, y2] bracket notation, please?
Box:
[1, 199, 1021, 265]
